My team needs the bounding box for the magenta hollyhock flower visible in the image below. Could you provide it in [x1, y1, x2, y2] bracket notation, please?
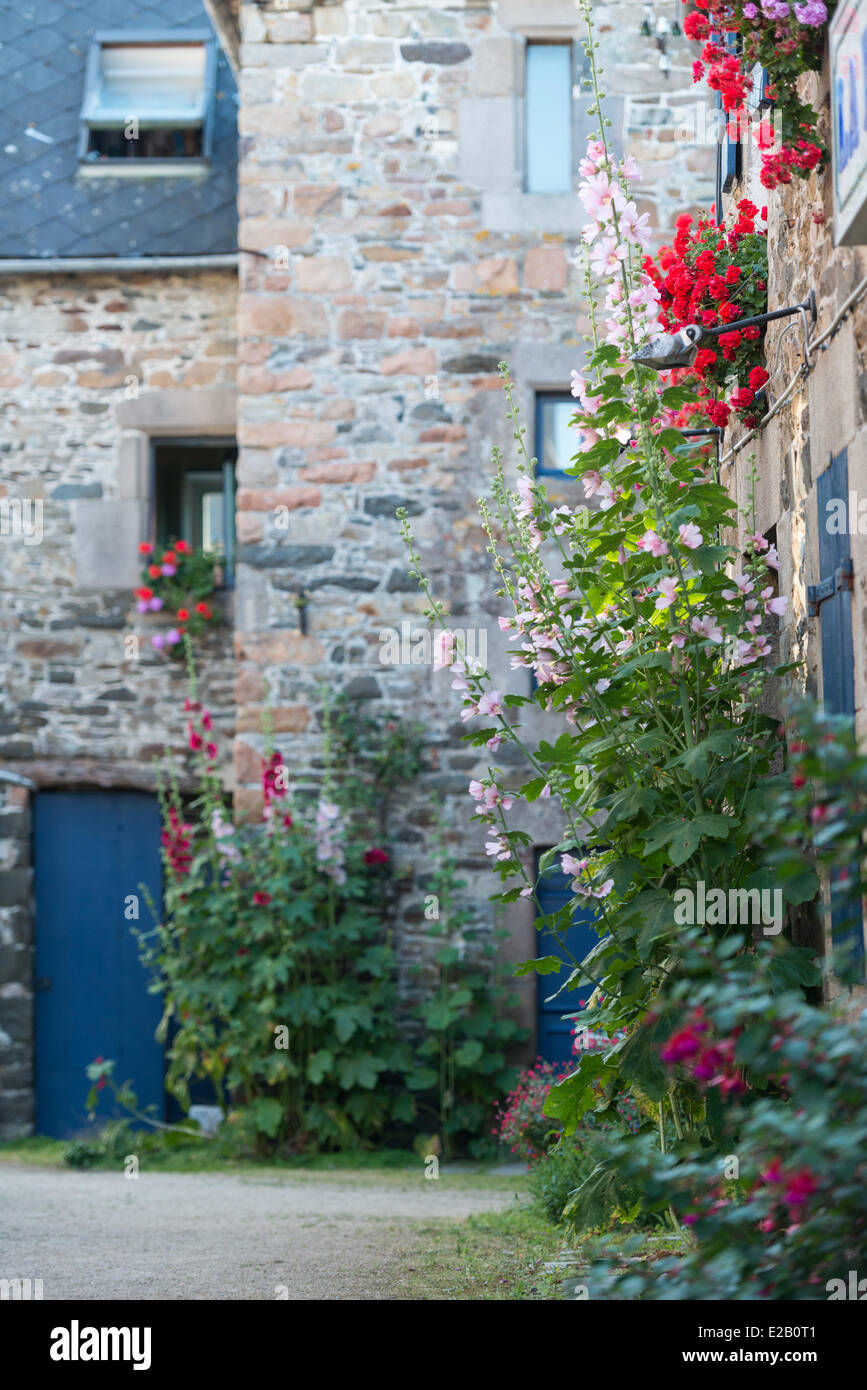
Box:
[252, 891, 272, 906]
[363, 847, 389, 865]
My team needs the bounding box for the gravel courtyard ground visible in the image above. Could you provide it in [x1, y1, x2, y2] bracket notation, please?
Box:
[0, 1163, 524, 1301]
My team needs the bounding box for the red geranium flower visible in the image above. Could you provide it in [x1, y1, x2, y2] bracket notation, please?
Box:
[195, 602, 212, 618]
[138, 542, 154, 555]
[148, 564, 162, 579]
[177, 608, 189, 622]
[749, 366, 769, 391]
[174, 540, 190, 554]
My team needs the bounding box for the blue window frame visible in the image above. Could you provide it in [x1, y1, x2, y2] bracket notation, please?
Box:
[526, 42, 573, 194]
[78, 31, 217, 169]
[535, 391, 580, 475]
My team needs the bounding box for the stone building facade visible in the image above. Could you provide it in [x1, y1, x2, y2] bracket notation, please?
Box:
[0, 0, 711, 1137]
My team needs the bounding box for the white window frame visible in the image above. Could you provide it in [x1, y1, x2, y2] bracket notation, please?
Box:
[77, 31, 217, 177]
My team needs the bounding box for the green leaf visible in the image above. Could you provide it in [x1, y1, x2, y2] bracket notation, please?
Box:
[454, 1039, 484, 1066]
[514, 955, 566, 977]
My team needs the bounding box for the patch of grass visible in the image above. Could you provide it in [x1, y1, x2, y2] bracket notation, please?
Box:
[402, 1201, 567, 1300]
[0, 1137, 67, 1166]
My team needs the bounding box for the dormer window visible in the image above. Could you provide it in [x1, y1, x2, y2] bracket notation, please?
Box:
[78, 33, 216, 174]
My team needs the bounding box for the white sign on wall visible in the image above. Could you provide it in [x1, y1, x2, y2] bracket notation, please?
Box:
[831, 0, 867, 245]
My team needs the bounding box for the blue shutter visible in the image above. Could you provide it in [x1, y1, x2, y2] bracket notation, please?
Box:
[809, 450, 863, 970]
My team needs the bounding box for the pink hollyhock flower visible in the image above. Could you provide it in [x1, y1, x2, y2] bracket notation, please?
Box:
[762, 586, 788, 616]
[561, 853, 589, 877]
[655, 577, 678, 610]
[539, 783, 552, 799]
[486, 733, 503, 752]
[497, 615, 513, 633]
[552, 580, 569, 598]
[468, 779, 485, 801]
[620, 201, 653, 249]
[750, 531, 769, 553]
[637, 530, 669, 557]
[432, 630, 455, 671]
[590, 232, 627, 278]
[721, 573, 754, 600]
[580, 171, 626, 222]
[691, 615, 723, 643]
[477, 691, 503, 717]
[765, 543, 780, 571]
[515, 475, 535, 519]
[595, 678, 610, 693]
[678, 522, 702, 549]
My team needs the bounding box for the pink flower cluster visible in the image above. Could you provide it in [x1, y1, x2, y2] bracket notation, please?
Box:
[660, 1007, 746, 1094]
[315, 799, 347, 886]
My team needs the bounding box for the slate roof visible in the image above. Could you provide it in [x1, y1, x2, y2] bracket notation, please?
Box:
[0, 0, 238, 258]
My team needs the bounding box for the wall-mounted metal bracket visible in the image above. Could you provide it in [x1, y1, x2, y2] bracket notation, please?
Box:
[807, 555, 853, 617]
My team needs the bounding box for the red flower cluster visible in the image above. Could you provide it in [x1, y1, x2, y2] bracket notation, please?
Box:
[162, 807, 193, 876]
[262, 751, 288, 809]
[644, 202, 768, 428]
[755, 1158, 820, 1229]
[660, 1007, 746, 1094]
[682, 0, 827, 189]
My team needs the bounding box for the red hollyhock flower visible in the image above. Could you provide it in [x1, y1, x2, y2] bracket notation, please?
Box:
[363, 847, 389, 866]
[138, 542, 154, 555]
[252, 891, 272, 906]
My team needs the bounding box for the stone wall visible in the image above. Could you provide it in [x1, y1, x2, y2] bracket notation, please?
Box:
[0, 270, 238, 1134]
[233, 0, 714, 1020]
[0, 777, 34, 1140]
[721, 64, 867, 990]
[0, 270, 239, 777]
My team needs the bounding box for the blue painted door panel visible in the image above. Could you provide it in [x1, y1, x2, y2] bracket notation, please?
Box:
[536, 866, 601, 1065]
[35, 791, 164, 1137]
[814, 452, 863, 970]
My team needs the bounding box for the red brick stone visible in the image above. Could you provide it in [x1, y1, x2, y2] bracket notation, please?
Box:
[337, 309, 386, 340]
[298, 460, 376, 484]
[381, 347, 436, 376]
[235, 632, 326, 664]
[524, 244, 568, 292]
[239, 296, 327, 337]
[238, 420, 336, 448]
[238, 365, 314, 394]
[236, 485, 322, 511]
[419, 425, 467, 442]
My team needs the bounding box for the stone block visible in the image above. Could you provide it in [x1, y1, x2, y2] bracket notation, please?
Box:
[239, 296, 328, 338]
[72, 500, 146, 590]
[294, 255, 353, 293]
[524, 244, 568, 292]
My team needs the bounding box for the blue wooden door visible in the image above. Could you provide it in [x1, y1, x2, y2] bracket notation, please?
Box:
[536, 863, 602, 1064]
[34, 791, 165, 1137]
[809, 451, 863, 972]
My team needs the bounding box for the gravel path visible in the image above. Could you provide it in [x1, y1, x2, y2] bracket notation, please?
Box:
[0, 1165, 518, 1301]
